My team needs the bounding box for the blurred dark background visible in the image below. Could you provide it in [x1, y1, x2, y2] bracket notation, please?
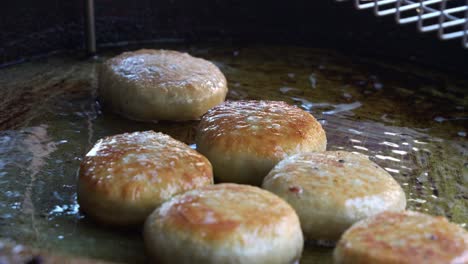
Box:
[1, 0, 467, 72]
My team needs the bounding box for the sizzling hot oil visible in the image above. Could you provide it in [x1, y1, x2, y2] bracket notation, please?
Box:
[0, 44, 466, 263]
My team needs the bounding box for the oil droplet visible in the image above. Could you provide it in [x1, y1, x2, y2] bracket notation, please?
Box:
[309, 74, 317, 88]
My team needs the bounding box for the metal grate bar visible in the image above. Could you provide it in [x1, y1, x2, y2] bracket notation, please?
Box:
[464, 0, 468, 47]
[375, 0, 444, 16]
[340, 0, 468, 48]
[398, 6, 467, 24]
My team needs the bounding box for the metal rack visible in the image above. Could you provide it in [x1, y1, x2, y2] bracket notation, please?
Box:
[338, 0, 468, 48]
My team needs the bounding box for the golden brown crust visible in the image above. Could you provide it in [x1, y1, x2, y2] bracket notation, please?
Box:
[159, 184, 294, 242]
[196, 100, 326, 185]
[262, 151, 406, 241]
[144, 183, 304, 264]
[78, 131, 213, 226]
[98, 49, 227, 121]
[334, 211, 468, 264]
[197, 100, 325, 158]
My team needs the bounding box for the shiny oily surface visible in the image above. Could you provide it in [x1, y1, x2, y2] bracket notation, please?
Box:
[78, 131, 213, 226]
[0, 44, 466, 263]
[103, 49, 224, 92]
[334, 211, 468, 264]
[99, 49, 227, 121]
[262, 151, 406, 241]
[197, 100, 326, 158]
[196, 100, 326, 185]
[144, 183, 303, 264]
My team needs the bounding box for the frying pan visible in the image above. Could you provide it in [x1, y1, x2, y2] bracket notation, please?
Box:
[0, 0, 467, 263]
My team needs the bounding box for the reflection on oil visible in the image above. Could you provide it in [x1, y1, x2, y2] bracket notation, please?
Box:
[353, 145, 369, 151]
[375, 155, 401, 162]
[308, 74, 317, 88]
[322, 102, 361, 115]
[47, 194, 81, 220]
[380, 141, 399, 148]
[0, 45, 466, 263]
[384, 167, 400, 174]
[21, 125, 57, 233]
[290, 97, 362, 115]
[392, 150, 407, 155]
